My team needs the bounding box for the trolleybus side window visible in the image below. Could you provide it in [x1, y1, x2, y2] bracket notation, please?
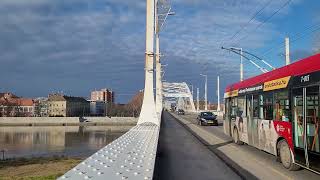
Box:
[231, 97, 238, 117]
[293, 88, 304, 148]
[253, 95, 260, 118]
[274, 90, 291, 122]
[225, 98, 229, 119]
[262, 93, 273, 120]
[237, 96, 246, 117]
[306, 86, 319, 153]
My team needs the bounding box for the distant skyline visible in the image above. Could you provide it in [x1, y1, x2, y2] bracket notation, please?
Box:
[0, 0, 319, 103]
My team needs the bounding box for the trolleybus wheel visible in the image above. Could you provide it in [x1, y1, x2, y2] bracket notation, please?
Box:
[278, 139, 300, 171]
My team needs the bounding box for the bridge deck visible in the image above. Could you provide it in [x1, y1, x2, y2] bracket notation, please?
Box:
[153, 112, 240, 180]
[59, 123, 159, 180]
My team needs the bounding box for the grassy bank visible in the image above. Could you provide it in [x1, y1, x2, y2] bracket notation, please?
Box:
[0, 156, 83, 180]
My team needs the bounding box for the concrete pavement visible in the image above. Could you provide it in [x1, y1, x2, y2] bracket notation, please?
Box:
[172, 112, 320, 180]
[153, 111, 241, 180]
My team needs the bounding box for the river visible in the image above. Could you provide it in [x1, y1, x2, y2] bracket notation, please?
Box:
[0, 126, 132, 159]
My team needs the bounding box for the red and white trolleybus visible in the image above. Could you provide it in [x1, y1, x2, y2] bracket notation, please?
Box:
[224, 53, 320, 174]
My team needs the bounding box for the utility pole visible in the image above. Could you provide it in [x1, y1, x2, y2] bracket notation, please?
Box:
[197, 88, 199, 112]
[189, 84, 194, 97]
[217, 76, 220, 112]
[205, 76, 207, 110]
[285, 37, 290, 65]
[240, 48, 243, 81]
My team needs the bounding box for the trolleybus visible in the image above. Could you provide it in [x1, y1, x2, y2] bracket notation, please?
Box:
[224, 53, 320, 174]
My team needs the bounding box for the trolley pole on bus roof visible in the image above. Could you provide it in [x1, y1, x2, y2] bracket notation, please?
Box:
[221, 47, 243, 81]
[232, 47, 244, 82]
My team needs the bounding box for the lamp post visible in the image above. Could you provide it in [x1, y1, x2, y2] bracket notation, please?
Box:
[196, 87, 199, 112]
[217, 75, 221, 112]
[200, 74, 207, 110]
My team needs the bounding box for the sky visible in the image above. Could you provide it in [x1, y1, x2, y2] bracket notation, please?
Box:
[0, 0, 319, 103]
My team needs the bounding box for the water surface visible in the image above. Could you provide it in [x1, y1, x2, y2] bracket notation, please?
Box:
[0, 126, 131, 159]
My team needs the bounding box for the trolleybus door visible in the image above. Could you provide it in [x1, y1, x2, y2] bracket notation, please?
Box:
[246, 95, 253, 145]
[252, 95, 260, 148]
[247, 95, 258, 146]
[293, 86, 320, 172]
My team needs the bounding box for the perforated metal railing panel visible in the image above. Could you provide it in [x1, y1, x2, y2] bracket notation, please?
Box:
[58, 123, 159, 180]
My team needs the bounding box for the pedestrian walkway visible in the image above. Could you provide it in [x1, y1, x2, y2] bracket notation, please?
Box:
[153, 111, 240, 180]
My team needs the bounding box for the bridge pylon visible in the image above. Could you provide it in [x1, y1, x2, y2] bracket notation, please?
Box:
[137, 0, 159, 126]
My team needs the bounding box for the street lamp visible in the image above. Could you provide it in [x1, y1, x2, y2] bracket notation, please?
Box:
[196, 87, 199, 112]
[200, 74, 207, 110]
[217, 75, 221, 112]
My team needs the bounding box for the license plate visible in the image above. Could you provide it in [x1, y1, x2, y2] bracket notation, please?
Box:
[208, 121, 213, 123]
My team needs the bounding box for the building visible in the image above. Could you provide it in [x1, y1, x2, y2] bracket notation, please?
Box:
[89, 88, 114, 116]
[89, 100, 106, 116]
[0, 92, 34, 117]
[91, 88, 114, 103]
[48, 94, 90, 117]
[33, 97, 48, 117]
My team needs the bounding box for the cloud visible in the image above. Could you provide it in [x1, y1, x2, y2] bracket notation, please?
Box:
[0, 0, 49, 6]
[0, 0, 304, 103]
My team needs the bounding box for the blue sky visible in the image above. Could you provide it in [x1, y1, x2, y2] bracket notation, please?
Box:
[0, 0, 319, 103]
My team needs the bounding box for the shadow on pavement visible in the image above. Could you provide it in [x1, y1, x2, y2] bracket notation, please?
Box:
[207, 141, 233, 149]
[168, 112, 259, 180]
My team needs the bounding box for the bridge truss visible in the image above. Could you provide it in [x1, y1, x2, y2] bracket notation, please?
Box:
[162, 82, 196, 112]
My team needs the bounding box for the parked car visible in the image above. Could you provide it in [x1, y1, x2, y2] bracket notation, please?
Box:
[177, 109, 185, 115]
[197, 112, 218, 126]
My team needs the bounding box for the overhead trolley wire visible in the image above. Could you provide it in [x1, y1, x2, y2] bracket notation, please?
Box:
[226, 0, 274, 44]
[261, 23, 320, 56]
[233, 0, 293, 46]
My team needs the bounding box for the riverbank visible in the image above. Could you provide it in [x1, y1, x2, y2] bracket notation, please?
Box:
[0, 117, 138, 126]
[0, 156, 83, 180]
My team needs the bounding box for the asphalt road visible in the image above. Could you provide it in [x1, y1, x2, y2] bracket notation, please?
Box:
[153, 111, 241, 180]
[176, 112, 320, 180]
